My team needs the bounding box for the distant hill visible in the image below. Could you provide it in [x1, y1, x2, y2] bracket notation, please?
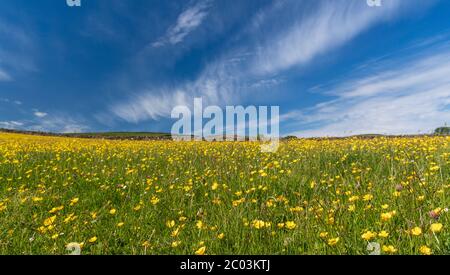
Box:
[435, 127, 450, 135]
[1, 128, 448, 141]
[0, 128, 172, 140]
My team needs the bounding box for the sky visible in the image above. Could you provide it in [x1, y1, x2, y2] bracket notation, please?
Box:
[1, 0, 450, 137]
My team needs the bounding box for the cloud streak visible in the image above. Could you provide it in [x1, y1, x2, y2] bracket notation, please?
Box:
[250, 0, 407, 75]
[288, 43, 450, 137]
[108, 0, 433, 129]
[0, 68, 11, 81]
[152, 0, 212, 48]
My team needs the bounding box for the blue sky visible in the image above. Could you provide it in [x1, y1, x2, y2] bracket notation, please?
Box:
[1, 0, 450, 136]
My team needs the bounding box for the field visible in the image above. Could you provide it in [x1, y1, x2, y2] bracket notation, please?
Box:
[0, 132, 449, 255]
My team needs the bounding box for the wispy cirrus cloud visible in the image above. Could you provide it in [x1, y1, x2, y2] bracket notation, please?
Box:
[0, 68, 11, 81]
[152, 0, 212, 48]
[110, 0, 420, 124]
[0, 19, 37, 80]
[287, 41, 450, 137]
[250, 0, 419, 75]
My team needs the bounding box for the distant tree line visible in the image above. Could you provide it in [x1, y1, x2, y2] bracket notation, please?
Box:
[434, 127, 450, 135]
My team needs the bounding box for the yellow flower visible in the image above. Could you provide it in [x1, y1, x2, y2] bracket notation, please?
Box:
[348, 204, 356, 212]
[363, 194, 373, 201]
[32, 197, 43, 202]
[195, 246, 206, 255]
[285, 221, 297, 230]
[171, 228, 180, 237]
[381, 211, 396, 222]
[319, 232, 329, 239]
[51, 234, 59, 240]
[211, 182, 219, 190]
[419, 245, 432, 255]
[117, 222, 124, 227]
[69, 198, 79, 206]
[382, 245, 397, 254]
[196, 220, 204, 229]
[49, 206, 64, 214]
[217, 233, 225, 240]
[361, 231, 377, 241]
[88, 236, 97, 243]
[411, 227, 422, 236]
[277, 223, 285, 229]
[150, 196, 160, 205]
[327, 237, 339, 246]
[166, 220, 175, 228]
[378, 231, 389, 238]
[44, 215, 57, 227]
[171, 241, 181, 248]
[430, 223, 443, 233]
[251, 220, 266, 229]
[109, 208, 117, 215]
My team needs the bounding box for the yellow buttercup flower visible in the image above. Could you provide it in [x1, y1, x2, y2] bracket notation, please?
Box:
[44, 215, 57, 227]
[327, 237, 339, 246]
[380, 211, 395, 222]
[150, 196, 160, 205]
[363, 194, 373, 201]
[361, 231, 377, 241]
[419, 245, 432, 255]
[196, 220, 204, 229]
[88, 236, 97, 243]
[382, 245, 397, 254]
[251, 220, 266, 229]
[378, 231, 389, 238]
[195, 246, 206, 255]
[166, 220, 175, 228]
[411, 227, 422, 236]
[69, 198, 79, 206]
[109, 208, 117, 215]
[430, 223, 443, 233]
[211, 182, 219, 190]
[285, 221, 297, 230]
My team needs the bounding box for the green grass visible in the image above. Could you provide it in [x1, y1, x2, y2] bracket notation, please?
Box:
[0, 133, 449, 255]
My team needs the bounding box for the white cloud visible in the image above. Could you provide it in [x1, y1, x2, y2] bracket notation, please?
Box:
[0, 20, 37, 76]
[288, 45, 450, 137]
[152, 0, 211, 48]
[111, 60, 240, 123]
[0, 68, 11, 81]
[250, 77, 285, 89]
[28, 115, 89, 133]
[250, 0, 407, 75]
[0, 121, 23, 129]
[34, 111, 48, 118]
[108, 0, 429, 125]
